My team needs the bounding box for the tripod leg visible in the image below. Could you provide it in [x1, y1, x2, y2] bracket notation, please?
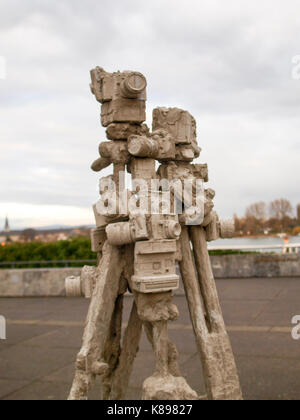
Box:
[179, 226, 213, 397]
[101, 294, 124, 400]
[190, 226, 228, 331]
[68, 241, 125, 400]
[190, 226, 242, 400]
[179, 226, 242, 400]
[109, 300, 143, 400]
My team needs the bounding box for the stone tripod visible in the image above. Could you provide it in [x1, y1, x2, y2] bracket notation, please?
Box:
[66, 67, 243, 400]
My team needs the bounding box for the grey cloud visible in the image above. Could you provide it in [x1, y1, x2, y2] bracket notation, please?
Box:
[0, 0, 300, 225]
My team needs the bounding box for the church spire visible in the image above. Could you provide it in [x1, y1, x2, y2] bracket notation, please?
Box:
[4, 216, 10, 233]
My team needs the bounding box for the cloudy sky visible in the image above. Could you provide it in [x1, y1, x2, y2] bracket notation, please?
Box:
[0, 0, 300, 229]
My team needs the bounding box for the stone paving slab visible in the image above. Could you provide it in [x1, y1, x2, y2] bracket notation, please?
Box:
[0, 379, 30, 399]
[0, 344, 76, 382]
[0, 277, 299, 400]
[236, 356, 300, 401]
[229, 331, 300, 359]
[216, 277, 285, 301]
[221, 299, 271, 326]
[0, 324, 57, 350]
[21, 327, 83, 349]
[253, 300, 300, 327]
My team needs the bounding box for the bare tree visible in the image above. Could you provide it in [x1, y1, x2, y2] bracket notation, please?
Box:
[269, 199, 293, 232]
[235, 199, 295, 236]
[245, 202, 267, 221]
[269, 199, 293, 220]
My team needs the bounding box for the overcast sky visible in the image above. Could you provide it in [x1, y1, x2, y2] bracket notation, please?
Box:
[0, 0, 300, 229]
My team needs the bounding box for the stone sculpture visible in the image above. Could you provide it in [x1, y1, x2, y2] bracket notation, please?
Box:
[66, 67, 243, 400]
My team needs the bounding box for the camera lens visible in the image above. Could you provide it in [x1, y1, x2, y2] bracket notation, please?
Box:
[122, 72, 147, 98]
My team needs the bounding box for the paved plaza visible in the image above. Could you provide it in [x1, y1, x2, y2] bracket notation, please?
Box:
[0, 277, 300, 400]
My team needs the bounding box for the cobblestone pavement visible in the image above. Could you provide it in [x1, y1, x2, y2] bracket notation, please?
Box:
[0, 277, 300, 400]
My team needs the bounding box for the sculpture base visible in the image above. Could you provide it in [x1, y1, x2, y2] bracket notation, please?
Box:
[142, 375, 199, 400]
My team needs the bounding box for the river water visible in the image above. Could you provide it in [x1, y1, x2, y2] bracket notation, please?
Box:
[210, 235, 300, 253]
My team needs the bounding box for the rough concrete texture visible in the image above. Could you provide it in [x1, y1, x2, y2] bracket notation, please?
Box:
[142, 375, 199, 400]
[0, 268, 81, 297]
[180, 227, 242, 400]
[57, 64, 244, 400]
[68, 243, 125, 400]
[211, 254, 300, 279]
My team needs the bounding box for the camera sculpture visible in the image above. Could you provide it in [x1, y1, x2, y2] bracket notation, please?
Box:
[66, 67, 243, 400]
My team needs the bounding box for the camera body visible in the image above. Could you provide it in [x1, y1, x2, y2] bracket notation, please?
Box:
[90, 67, 147, 127]
[128, 130, 176, 161]
[105, 212, 181, 294]
[153, 107, 196, 145]
[132, 239, 179, 294]
[153, 107, 201, 161]
[126, 107, 201, 163]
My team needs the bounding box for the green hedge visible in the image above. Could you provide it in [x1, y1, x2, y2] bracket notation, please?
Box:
[208, 250, 259, 256]
[0, 238, 259, 269]
[0, 238, 96, 268]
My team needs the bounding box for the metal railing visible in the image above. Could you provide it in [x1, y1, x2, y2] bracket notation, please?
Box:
[0, 259, 97, 269]
[208, 243, 300, 254]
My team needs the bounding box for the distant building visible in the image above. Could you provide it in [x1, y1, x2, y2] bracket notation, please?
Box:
[1, 216, 11, 244]
[0, 221, 90, 244]
[4, 216, 10, 233]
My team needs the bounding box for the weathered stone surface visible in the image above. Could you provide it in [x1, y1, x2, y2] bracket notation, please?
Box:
[68, 65, 242, 401]
[142, 375, 199, 400]
[212, 254, 300, 279]
[190, 226, 242, 400]
[135, 292, 179, 322]
[152, 107, 196, 145]
[128, 130, 176, 161]
[68, 242, 125, 400]
[109, 301, 143, 400]
[99, 141, 130, 165]
[91, 156, 111, 172]
[0, 268, 81, 297]
[132, 240, 179, 294]
[179, 226, 243, 400]
[90, 67, 147, 126]
[152, 107, 201, 161]
[106, 123, 149, 141]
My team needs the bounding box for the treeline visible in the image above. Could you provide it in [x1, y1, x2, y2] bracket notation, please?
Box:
[0, 237, 96, 268]
[234, 199, 300, 236]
